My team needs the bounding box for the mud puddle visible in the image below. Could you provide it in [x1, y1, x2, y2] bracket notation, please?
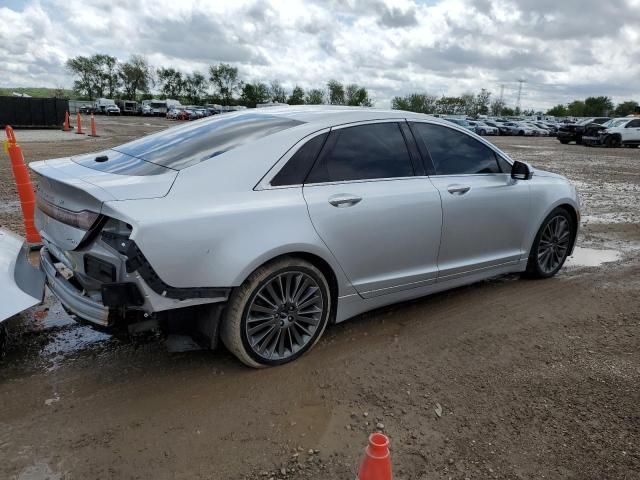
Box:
[565, 247, 622, 268]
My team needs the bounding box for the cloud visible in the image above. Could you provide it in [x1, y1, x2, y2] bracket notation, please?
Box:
[0, 0, 638, 110]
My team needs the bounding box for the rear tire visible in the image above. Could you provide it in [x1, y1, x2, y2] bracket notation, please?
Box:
[220, 257, 331, 368]
[524, 208, 576, 279]
[559, 138, 569, 144]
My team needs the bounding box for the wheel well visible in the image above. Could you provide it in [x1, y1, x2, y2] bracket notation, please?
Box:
[556, 204, 579, 254]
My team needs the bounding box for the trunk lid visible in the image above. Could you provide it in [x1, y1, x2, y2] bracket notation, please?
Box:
[30, 150, 178, 251]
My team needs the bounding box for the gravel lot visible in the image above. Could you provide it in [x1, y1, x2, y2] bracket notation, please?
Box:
[1, 116, 639, 479]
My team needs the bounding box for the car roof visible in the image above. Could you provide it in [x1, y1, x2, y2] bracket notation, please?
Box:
[217, 105, 454, 129]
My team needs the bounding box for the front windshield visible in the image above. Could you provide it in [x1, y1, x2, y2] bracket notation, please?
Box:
[608, 119, 628, 128]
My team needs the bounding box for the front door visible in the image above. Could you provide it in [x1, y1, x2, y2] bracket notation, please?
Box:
[411, 122, 530, 279]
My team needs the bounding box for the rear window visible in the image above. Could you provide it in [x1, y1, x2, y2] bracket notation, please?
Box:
[113, 113, 304, 170]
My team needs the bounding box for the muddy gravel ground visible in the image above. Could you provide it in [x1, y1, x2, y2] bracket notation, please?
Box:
[1, 116, 639, 480]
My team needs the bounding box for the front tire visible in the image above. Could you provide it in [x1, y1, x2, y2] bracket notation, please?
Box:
[221, 257, 331, 368]
[524, 208, 575, 279]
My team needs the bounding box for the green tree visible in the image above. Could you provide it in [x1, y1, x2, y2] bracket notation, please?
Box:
[345, 84, 373, 107]
[490, 98, 506, 116]
[156, 68, 185, 99]
[184, 72, 208, 104]
[241, 82, 270, 107]
[209, 63, 242, 106]
[305, 88, 325, 105]
[287, 85, 305, 105]
[269, 81, 287, 103]
[93, 54, 119, 98]
[327, 80, 345, 105]
[66, 56, 97, 100]
[566, 100, 586, 117]
[614, 100, 639, 117]
[435, 96, 465, 115]
[501, 106, 516, 116]
[583, 96, 614, 116]
[459, 92, 476, 116]
[391, 93, 437, 113]
[546, 104, 568, 117]
[475, 89, 491, 116]
[118, 55, 151, 100]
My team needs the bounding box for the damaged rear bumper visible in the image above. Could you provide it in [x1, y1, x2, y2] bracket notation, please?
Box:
[0, 229, 45, 322]
[40, 246, 111, 326]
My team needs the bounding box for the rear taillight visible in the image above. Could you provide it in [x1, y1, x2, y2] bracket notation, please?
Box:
[36, 197, 100, 230]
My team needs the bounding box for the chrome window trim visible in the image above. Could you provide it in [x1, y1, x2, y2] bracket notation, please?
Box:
[257, 118, 515, 190]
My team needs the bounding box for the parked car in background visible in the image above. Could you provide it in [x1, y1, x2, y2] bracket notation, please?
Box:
[522, 122, 549, 136]
[105, 104, 121, 115]
[25, 107, 580, 367]
[484, 120, 511, 135]
[535, 122, 557, 136]
[444, 118, 475, 132]
[501, 122, 536, 136]
[166, 108, 183, 120]
[94, 98, 117, 114]
[582, 117, 640, 148]
[79, 105, 93, 114]
[557, 117, 610, 144]
[467, 121, 498, 136]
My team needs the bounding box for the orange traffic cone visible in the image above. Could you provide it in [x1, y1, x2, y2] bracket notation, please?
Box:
[88, 113, 99, 137]
[76, 112, 84, 134]
[4, 126, 42, 244]
[358, 433, 392, 480]
[62, 111, 70, 131]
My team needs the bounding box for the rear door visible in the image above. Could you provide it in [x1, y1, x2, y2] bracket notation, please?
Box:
[302, 121, 442, 298]
[410, 122, 530, 280]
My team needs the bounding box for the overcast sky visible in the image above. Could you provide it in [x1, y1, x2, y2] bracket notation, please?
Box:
[1, 0, 639, 109]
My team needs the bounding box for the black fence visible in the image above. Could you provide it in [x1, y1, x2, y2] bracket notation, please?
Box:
[0, 96, 68, 128]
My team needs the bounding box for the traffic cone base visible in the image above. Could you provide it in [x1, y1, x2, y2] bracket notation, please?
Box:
[358, 433, 392, 480]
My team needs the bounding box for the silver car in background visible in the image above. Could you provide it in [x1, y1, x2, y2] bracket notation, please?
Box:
[28, 106, 580, 367]
[467, 120, 498, 136]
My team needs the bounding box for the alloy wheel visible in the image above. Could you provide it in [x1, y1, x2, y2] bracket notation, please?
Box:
[244, 271, 324, 361]
[537, 215, 571, 274]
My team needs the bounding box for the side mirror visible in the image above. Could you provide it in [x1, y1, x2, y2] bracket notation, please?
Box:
[511, 161, 532, 180]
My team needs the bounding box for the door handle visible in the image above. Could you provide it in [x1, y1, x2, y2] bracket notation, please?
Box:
[328, 194, 362, 207]
[447, 185, 471, 195]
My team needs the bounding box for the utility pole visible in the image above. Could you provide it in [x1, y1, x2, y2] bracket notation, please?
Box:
[516, 78, 526, 112]
[499, 84, 505, 104]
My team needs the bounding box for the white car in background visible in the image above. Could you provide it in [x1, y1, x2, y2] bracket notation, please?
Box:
[468, 121, 498, 136]
[522, 122, 549, 136]
[592, 117, 640, 148]
[105, 104, 121, 115]
[501, 122, 536, 136]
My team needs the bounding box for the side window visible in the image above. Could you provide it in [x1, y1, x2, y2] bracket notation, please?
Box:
[271, 133, 328, 186]
[306, 123, 413, 183]
[626, 120, 640, 128]
[496, 155, 512, 174]
[411, 123, 501, 175]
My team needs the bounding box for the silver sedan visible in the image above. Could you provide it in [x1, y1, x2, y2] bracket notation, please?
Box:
[14, 107, 580, 367]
